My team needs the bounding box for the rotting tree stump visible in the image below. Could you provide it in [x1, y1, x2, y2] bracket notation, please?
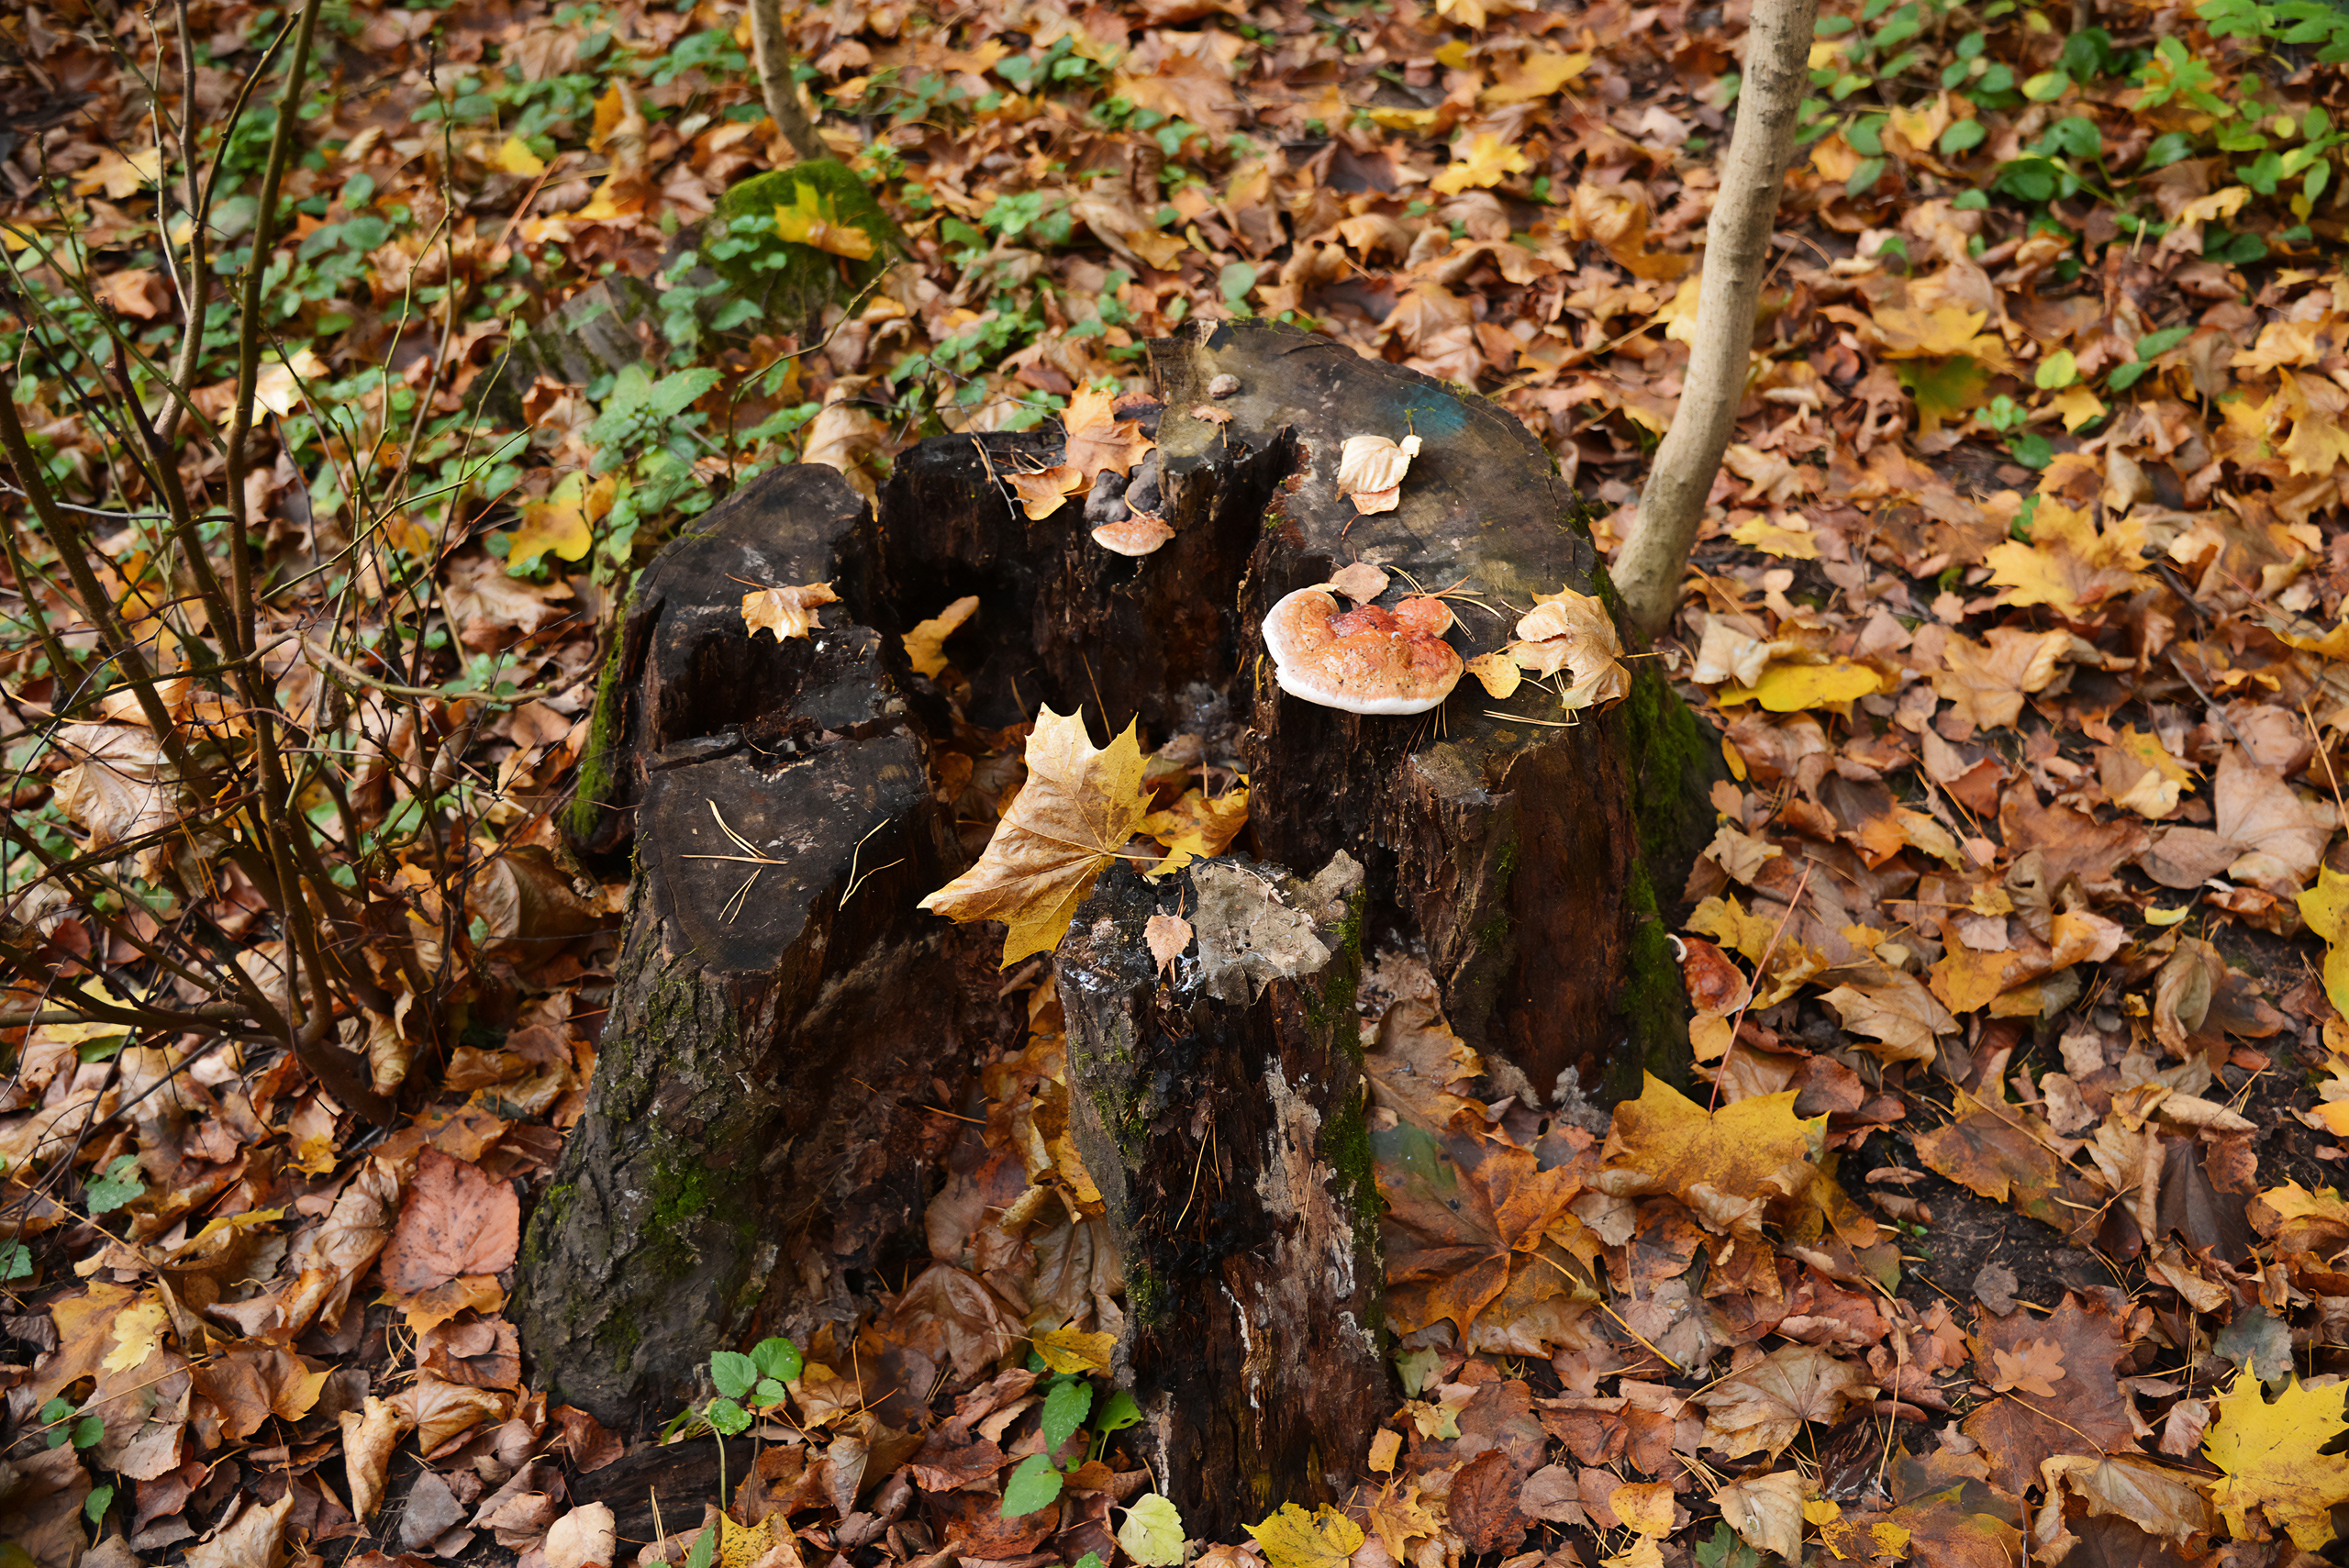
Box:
[518, 320, 1716, 1534]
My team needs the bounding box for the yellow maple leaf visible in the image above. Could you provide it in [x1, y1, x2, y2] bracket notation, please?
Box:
[718, 1512, 778, 1568]
[508, 472, 615, 571]
[918, 706, 1150, 964]
[1432, 132, 1532, 195]
[1729, 513, 1819, 560]
[774, 183, 877, 261]
[1598, 1073, 1824, 1228]
[2206, 1370, 2349, 1550]
[2048, 384, 2106, 431]
[1033, 1325, 1117, 1373]
[2298, 865, 2349, 1017]
[494, 135, 547, 177]
[740, 581, 841, 641]
[1248, 1504, 1364, 1568]
[1062, 384, 1155, 482]
[1982, 496, 2151, 619]
[1007, 462, 1086, 520]
[1144, 785, 1251, 876]
[1481, 50, 1591, 106]
[903, 595, 979, 678]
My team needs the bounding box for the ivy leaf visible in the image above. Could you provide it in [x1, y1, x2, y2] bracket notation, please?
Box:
[1000, 1453, 1064, 1518]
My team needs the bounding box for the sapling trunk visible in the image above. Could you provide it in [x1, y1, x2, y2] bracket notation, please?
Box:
[1610, 0, 1820, 641]
[747, 0, 828, 164]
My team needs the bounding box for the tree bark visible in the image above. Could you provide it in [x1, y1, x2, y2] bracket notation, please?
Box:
[523, 321, 1719, 1521]
[1057, 856, 1384, 1541]
[1610, 0, 1821, 640]
[747, 0, 827, 164]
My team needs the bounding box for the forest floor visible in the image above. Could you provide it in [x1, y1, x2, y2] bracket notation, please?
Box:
[6, 0, 2349, 1564]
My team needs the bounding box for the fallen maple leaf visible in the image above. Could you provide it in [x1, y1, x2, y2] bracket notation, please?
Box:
[380, 1146, 521, 1332]
[1061, 385, 1153, 483]
[1912, 1080, 2104, 1240]
[1247, 1503, 1363, 1568]
[1713, 1471, 1807, 1561]
[509, 471, 615, 572]
[1143, 785, 1250, 874]
[1930, 627, 2068, 728]
[1597, 1073, 1823, 1233]
[1965, 1293, 2136, 1496]
[1983, 496, 2151, 619]
[1695, 1342, 1873, 1459]
[918, 706, 1150, 964]
[774, 182, 877, 259]
[1432, 132, 1531, 195]
[742, 581, 841, 641]
[1008, 462, 1087, 520]
[2205, 1369, 2349, 1551]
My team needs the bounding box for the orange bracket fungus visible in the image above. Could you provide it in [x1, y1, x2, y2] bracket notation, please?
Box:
[1261, 585, 1464, 715]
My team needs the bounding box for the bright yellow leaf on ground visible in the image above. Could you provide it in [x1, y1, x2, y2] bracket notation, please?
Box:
[2049, 384, 2106, 431]
[919, 706, 1151, 964]
[775, 183, 877, 260]
[2206, 1370, 2349, 1551]
[1729, 513, 1820, 559]
[1717, 661, 1884, 712]
[2298, 865, 2349, 1017]
[1481, 50, 1591, 105]
[495, 136, 547, 177]
[1432, 133, 1531, 195]
[1983, 497, 2150, 619]
[1247, 1504, 1364, 1568]
[1599, 1073, 1824, 1228]
[509, 472, 616, 571]
[1033, 1325, 1117, 1373]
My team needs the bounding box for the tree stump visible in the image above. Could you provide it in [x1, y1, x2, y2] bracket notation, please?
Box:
[519, 321, 1716, 1525]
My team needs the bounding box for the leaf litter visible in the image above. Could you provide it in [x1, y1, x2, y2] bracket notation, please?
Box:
[18, 0, 2349, 1562]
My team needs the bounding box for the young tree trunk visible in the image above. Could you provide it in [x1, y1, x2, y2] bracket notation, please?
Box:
[522, 321, 1718, 1524]
[746, 0, 828, 163]
[1610, 0, 1821, 640]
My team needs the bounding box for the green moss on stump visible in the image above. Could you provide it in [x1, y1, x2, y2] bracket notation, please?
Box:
[707, 162, 903, 332]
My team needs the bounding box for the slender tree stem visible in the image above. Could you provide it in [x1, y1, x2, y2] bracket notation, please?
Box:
[1611, 0, 1819, 640]
[748, 0, 827, 163]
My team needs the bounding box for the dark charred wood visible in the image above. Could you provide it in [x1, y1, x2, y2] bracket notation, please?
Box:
[1056, 857, 1385, 1541]
[524, 322, 1714, 1499]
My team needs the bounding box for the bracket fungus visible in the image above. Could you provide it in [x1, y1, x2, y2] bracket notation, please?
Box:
[1261, 585, 1464, 715]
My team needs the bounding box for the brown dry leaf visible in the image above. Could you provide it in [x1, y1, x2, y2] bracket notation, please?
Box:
[1008, 462, 1087, 519]
[1142, 785, 1250, 875]
[1713, 1471, 1806, 1561]
[1144, 914, 1191, 976]
[1912, 1080, 2105, 1241]
[193, 1341, 329, 1440]
[918, 706, 1150, 964]
[741, 582, 841, 642]
[1379, 1134, 1588, 1340]
[1818, 973, 1956, 1065]
[2039, 1453, 2214, 1544]
[904, 595, 980, 678]
[398, 1373, 511, 1455]
[1062, 385, 1154, 482]
[1450, 1450, 1531, 1553]
[50, 723, 187, 862]
[1930, 628, 2068, 728]
[380, 1147, 521, 1332]
[1965, 1293, 2136, 1495]
[1695, 1342, 1873, 1458]
[183, 1489, 295, 1568]
[1987, 1337, 2065, 1397]
[340, 1394, 411, 1518]
[98, 266, 173, 319]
